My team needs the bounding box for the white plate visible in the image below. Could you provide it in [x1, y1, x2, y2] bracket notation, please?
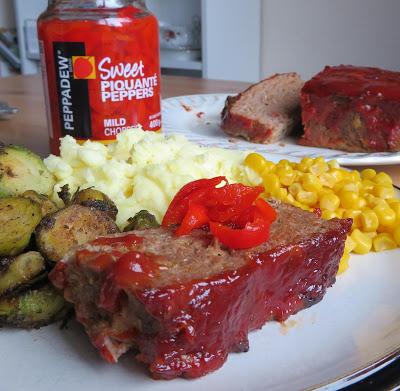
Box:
[162, 94, 400, 166]
[1, 156, 400, 391]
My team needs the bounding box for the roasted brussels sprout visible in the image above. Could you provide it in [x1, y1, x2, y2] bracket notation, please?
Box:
[0, 144, 55, 197]
[22, 190, 58, 217]
[124, 210, 159, 231]
[36, 204, 119, 262]
[0, 197, 42, 257]
[71, 188, 118, 220]
[0, 284, 67, 328]
[0, 252, 46, 297]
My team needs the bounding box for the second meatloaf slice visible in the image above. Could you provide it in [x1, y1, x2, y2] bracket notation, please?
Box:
[300, 65, 400, 152]
[221, 73, 304, 143]
[50, 200, 351, 379]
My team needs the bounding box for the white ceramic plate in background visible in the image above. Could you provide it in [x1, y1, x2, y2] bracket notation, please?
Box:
[162, 94, 400, 166]
[1, 157, 399, 391]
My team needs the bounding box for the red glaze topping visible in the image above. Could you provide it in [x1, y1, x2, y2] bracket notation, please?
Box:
[53, 220, 351, 379]
[301, 65, 400, 151]
[90, 233, 143, 248]
[303, 65, 400, 100]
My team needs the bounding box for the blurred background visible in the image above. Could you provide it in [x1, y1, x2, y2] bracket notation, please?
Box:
[0, 0, 400, 81]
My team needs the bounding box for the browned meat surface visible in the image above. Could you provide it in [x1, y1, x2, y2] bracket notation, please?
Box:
[221, 73, 304, 144]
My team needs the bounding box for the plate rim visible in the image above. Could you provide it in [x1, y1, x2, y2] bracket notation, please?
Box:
[311, 346, 400, 390]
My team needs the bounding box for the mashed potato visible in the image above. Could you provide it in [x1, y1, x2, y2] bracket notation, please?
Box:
[44, 128, 259, 228]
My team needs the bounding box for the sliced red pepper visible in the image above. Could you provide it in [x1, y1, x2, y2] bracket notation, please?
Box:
[206, 184, 264, 223]
[163, 177, 278, 250]
[175, 203, 209, 236]
[209, 210, 271, 250]
[254, 198, 277, 222]
[162, 176, 226, 227]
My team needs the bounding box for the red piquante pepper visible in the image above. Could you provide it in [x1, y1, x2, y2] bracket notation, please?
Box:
[163, 178, 277, 250]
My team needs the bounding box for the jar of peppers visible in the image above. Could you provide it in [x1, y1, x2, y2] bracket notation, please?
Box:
[38, 0, 161, 154]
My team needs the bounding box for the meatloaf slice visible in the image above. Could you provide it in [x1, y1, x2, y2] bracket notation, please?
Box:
[221, 73, 304, 144]
[300, 65, 400, 152]
[50, 200, 351, 379]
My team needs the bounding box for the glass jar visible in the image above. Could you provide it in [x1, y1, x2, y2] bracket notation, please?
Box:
[38, 0, 161, 154]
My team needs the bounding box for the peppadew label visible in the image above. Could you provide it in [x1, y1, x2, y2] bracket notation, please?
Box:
[51, 41, 161, 144]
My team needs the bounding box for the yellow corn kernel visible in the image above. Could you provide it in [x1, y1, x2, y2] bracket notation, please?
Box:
[276, 167, 296, 186]
[393, 226, 400, 246]
[365, 194, 382, 208]
[345, 235, 357, 253]
[260, 160, 277, 175]
[341, 181, 360, 193]
[244, 153, 267, 173]
[365, 232, 378, 239]
[271, 188, 288, 201]
[335, 208, 345, 218]
[321, 210, 337, 220]
[315, 156, 327, 165]
[296, 190, 318, 206]
[288, 182, 303, 196]
[337, 250, 350, 275]
[389, 202, 400, 220]
[372, 233, 397, 252]
[332, 180, 346, 193]
[351, 229, 373, 254]
[373, 185, 395, 199]
[286, 193, 296, 204]
[329, 168, 344, 182]
[319, 173, 336, 188]
[302, 173, 322, 193]
[373, 204, 396, 227]
[328, 159, 340, 169]
[276, 159, 291, 170]
[309, 161, 329, 176]
[262, 173, 280, 193]
[360, 179, 375, 195]
[297, 157, 314, 172]
[373, 172, 393, 186]
[360, 209, 379, 232]
[340, 191, 360, 209]
[361, 168, 376, 180]
[358, 197, 367, 208]
[318, 187, 334, 196]
[320, 193, 340, 211]
[350, 170, 362, 182]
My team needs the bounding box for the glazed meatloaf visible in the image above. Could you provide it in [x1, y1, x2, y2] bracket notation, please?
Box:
[221, 73, 304, 143]
[50, 200, 351, 379]
[300, 65, 400, 152]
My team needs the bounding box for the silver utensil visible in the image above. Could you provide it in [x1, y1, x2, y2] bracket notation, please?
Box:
[0, 101, 18, 115]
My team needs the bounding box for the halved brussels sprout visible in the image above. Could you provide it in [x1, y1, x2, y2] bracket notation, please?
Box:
[36, 204, 119, 262]
[0, 197, 42, 257]
[0, 283, 67, 328]
[0, 144, 55, 197]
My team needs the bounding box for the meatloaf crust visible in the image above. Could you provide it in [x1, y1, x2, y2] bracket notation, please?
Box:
[50, 200, 351, 379]
[300, 65, 400, 152]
